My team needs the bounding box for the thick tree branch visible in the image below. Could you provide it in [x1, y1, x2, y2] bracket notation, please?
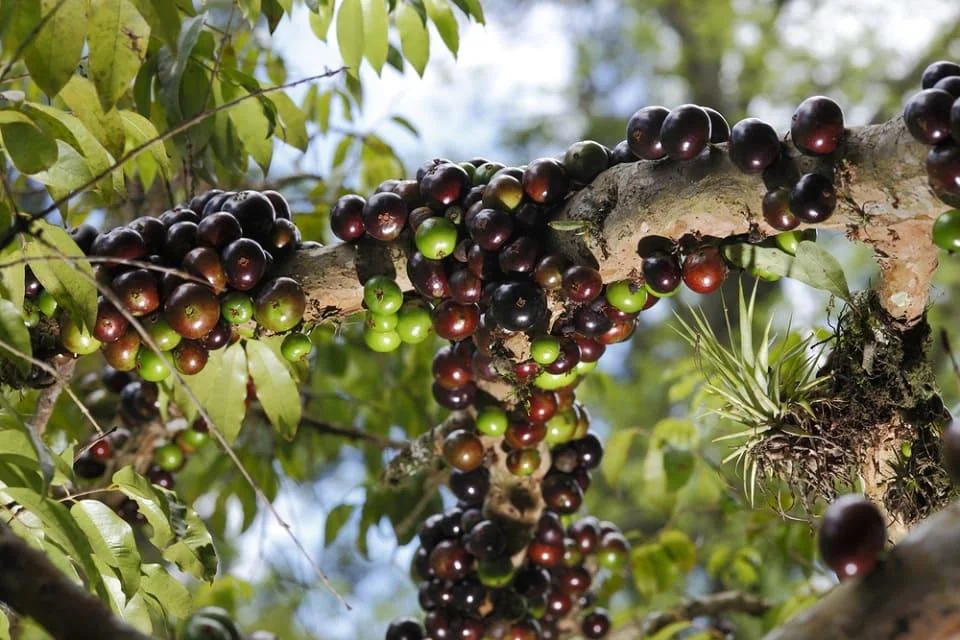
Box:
[281, 117, 946, 328]
[763, 499, 960, 640]
[0, 521, 151, 640]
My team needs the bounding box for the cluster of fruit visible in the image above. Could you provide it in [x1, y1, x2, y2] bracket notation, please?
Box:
[388, 470, 626, 640]
[72, 367, 209, 522]
[903, 60, 960, 251]
[43, 189, 312, 379]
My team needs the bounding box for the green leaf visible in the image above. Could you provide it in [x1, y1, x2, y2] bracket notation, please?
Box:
[337, 0, 364, 77]
[57, 76, 126, 158]
[424, 0, 459, 57]
[0, 233, 24, 311]
[0, 299, 31, 375]
[649, 622, 694, 640]
[246, 340, 301, 440]
[215, 343, 250, 443]
[161, 506, 218, 581]
[118, 109, 170, 189]
[391, 114, 419, 137]
[130, 0, 180, 50]
[630, 543, 675, 598]
[24, 220, 97, 329]
[71, 500, 141, 596]
[173, 347, 223, 424]
[113, 466, 175, 548]
[15, 0, 86, 98]
[362, 0, 388, 74]
[324, 503, 353, 546]
[30, 140, 94, 200]
[226, 87, 273, 173]
[0, 121, 58, 174]
[0, 609, 9, 640]
[663, 447, 695, 492]
[140, 564, 192, 618]
[396, 2, 429, 76]
[308, 3, 334, 41]
[122, 592, 153, 634]
[267, 92, 308, 151]
[723, 241, 850, 300]
[658, 529, 697, 572]
[601, 427, 639, 486]
[88, 0, 151, 111]
[0, 403, 56, 490]
[238, 0, 261, 25]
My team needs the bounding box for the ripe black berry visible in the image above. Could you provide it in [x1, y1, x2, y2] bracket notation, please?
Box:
[490, 280, 548, 332]
[729, 118, 780, 174]
[818, 494, 886, 580]
[522, 158, 570, 205]
[927, 143, 960, 196]
[660, 104, 712, 160]
[789, 173, 837, 223]
[362, 192, 408, 241]
[626, 106, 670, 159]
[921, 60, 960, 89]
[904, 89, 955, 145]
[762, 187, 800, 231]
[704, 107, 730, 143]
[791, 96, 844, 155]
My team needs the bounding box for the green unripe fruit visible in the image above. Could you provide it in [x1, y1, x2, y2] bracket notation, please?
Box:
[575, 359, 598, 375]
[477, 557, 515, 588]
[415, 217, 458, 260]
[506, 448, 541, 476]
[534, 369, 579, 390]
[281, 332, 312, 362]
[597, 542, 629, 570]
[564, 140, 609, 184]
[774, 228, 815, 255]
[933, 209, 960, 251]
[221, 292, 254, 324]
[605, 279, 647, 313]
[476, 406, 509, 437]
[364, 327, 401, 353]
[365, 311, 398, 332]
[396, 303, 433, 344]
[59, 316, 101, 355]
[458, 162, 476, 182]
[154, 442, 184, 472]
[751, 266, 781, 282]
[36, 290, 58, 317]
[545, 410, 578, 445]
[473, 162, 505, 186]
[146, 315, 182, 351]
[363, 275, 403, 314]
[177, 428, 209, 453]
[137, 348, 171, 382]
[531, 336, 561, 365]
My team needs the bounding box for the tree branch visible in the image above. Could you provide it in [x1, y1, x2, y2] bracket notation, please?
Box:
[610, 591, 771, 639]
[763, 499, 960, 640]
[29, 356, 75, 435]
[0, 521, 151, 640]
[281, 116, 944, 327]
[297, 414, 408, 449]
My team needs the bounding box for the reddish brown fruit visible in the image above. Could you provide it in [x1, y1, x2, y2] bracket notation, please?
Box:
[682, 247, 728, 294]
[522, 158, 570, 205]
[163, 283, 220, 340]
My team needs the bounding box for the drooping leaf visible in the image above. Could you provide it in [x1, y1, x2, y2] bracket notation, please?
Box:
[267, 92, 308, 151]
[0, 401, 56, 489]
[202, 343, 248, 444]
[238, 0, 262, 26]
[57, 76, 126, 158]
[113, 466, 175, 548]
[424, 0, 459, 57]
[324, 503, 354, 546]
[31, 139, 95, 201]
[130, 0, 180, 50]
[0, 121, 58, 174]
[226, 86, 273, 173]
[722, 241, 850, 300]
[122, 592, 154, 634]
[337, 0, 364, 77]
[246, 340, 301, 440]
[24, 220, 97, 329]
[140, 564, 192, 618]
[308, 3, 334, 41]
[161, 506, 218, 581]
[658, 529, 697, 572]
[601, 427, 639, 486]
[71, 500, 142, 596]
[88, 0, 151, 111]
[362, 0, 389, 74]
[0, 235, 25, 313]
[118, 110, 171, 188]
[396, 2, 429, 76]
[14, 0, 86, 98]
[0, 299, 31, 375]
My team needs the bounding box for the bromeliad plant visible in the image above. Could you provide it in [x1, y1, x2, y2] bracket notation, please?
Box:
[674, 282, 831, 502]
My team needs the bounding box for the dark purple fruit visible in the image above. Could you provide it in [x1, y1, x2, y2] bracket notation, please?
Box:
[467, 208, 514, 251]
[642, 252, 682, 294]
[433, 301, 480, 341]
[433, 346, 473, 389]
[704, 107, 730, 143]
[541, 473, 583, 514]
[173, 341, 208, 375]
[921, 60, 960, 89]
[763, 187, 800, 231]
[420, 163, 470, 209]
[222, 191, 276, 241]
[159, 208, 199, 227]
[95, 227, 147, 263]
[146, 466, 175, 490]
[362, 192, 408, 241]
[433, 380, 477, 410]
[73, 451, 106, 479]
[164, 283, 220, 340]
[464, 519, 505, 560]
[128, 217, 165, 254]
[93, 297, 129, 343]
[267, 219, 300, 260]
[200, 319, 233, 350]
[789, 173, 837, 223]
[112, 269, 160, 316]
[818, 494, 886, 580]
[527, 540, 563, 568]
[609, 140, 634, 164]
[573, 307, 613, 338]
[581, 609, 611, 639]
[385, 617, 424, 640]
[544, 340, 581, 374]
[934, 76, 960, 98]
[791, 96, 844, 155]
[443, 429, 485, 472]
[190, 189, 222, 215]
[262, 190, 291, 220]
[561, 265, 603, 303]
[449, 269, 482, 304]
[407, 251, 451, 300]
[103, 328, 141, 371]
[197, 212, 243, 250]
[626, 106, 670, 159]
[522, 158, 570, 205]
[483, 174, 525, 212]
[183, 247, 227, 292]
[927, 144, 960, 196]
[69, 224, 99, 255]
[391, 179, 424, 209]
[729, 118, 780, 174]
[498, 236, 540, 274]
[490, 280, 547, 332]
[467, 244, 501, 281]
[222, 238, 267, 291]
[661, 104, 712, 160]
[504, 420, 546, 449]
[904, 89, 955, 145]
[450, 467, 489, 506]
[429, 539, 474, 581]
[573, 434, 603, 469]
[330, 194, 366, 241]
[533, 254, 566, 290]
[574, 335, 605, 362]
[163, 221, 198, 266]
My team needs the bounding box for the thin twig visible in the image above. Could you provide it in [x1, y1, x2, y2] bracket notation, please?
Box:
[394, 473, 442, 539]
[940, 329, 960, 389]
[0, 67, 348, 250]
[298, 414, 407, 449]
[0, 253, 209, 287]
[29, 357, 75, 435]
[632, 591, 771, 638]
